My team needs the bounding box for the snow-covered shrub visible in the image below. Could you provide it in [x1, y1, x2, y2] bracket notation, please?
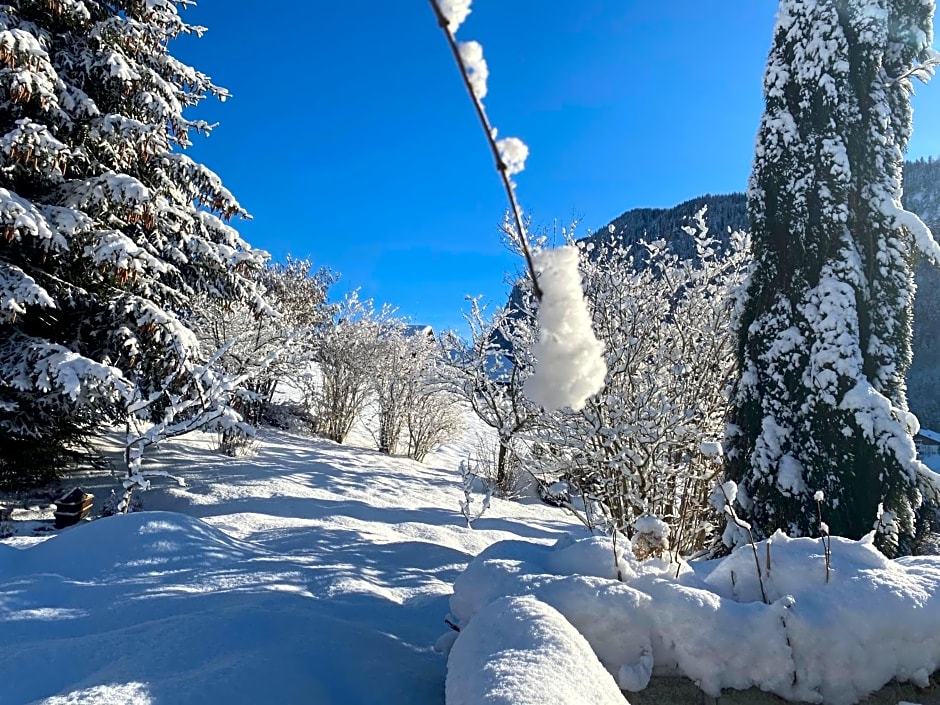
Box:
[445, 595, 626, 705]
[533, 212, 749, 553]
[465, 432, 527, 498]
[446, 531, 940, 704]
[119, 346, 236, 511]
[444, 295, 542, 493]
[406, 388, 463, 462]
[371, 324, 431, 455]
[631, 515, 670, 561]
[0, 1, 269, 486]
[363, 321, 462, 459]
[187, 258, 336, 455]
[302, 292, 392, 444]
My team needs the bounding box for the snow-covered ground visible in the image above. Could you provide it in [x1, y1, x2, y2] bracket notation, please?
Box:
[0, 426, 586, 705]
[3, 422, 940, 705]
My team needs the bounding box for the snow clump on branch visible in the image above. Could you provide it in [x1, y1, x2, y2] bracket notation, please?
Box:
[457, 40, 488, 100]
[439, 0, 472, 32]
[524, 246, 606, 411]
[496, 136, 528, 175]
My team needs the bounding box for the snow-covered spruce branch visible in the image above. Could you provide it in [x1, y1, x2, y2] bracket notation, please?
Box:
[428, 0, 541, 301]
[120, 341, 250, 513]
[886, 47, 940, 86]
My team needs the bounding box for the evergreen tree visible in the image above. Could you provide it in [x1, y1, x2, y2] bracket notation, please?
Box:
[726, 0, 940, 555]
[0, 1, 267, 486]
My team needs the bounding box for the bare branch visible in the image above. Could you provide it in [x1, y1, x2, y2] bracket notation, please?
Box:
[428, 0, 543, 301]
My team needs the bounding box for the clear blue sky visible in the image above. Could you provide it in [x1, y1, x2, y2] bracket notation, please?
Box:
[172, 2, 940, 333]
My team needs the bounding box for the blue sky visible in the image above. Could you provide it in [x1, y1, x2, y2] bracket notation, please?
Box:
[172, 2, 940, 333]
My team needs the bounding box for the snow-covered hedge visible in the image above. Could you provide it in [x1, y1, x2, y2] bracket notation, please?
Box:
[441, 532, 940, 704]
[445, 595, 626, 705]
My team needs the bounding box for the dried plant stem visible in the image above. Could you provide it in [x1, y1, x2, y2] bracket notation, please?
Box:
[610, 525, 624, 582]
[719, 484, 768, 604]
[816, 499, 831, 583]
[428, 0, 543, 300]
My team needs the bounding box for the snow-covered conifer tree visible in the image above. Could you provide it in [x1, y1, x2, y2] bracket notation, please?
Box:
[727, 0, 940, 555]
[0, 1, 267, 485]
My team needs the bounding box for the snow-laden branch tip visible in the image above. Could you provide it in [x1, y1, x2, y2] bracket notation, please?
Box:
[888, 47, 940, 85]
[457, 41, 488, 101]
[438, 0, 472, 32]
[524, 246, 606, 411]
[882, 196, 940, 266]
[428, 0, 543, 300]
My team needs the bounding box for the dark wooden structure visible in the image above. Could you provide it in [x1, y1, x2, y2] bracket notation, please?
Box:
[54, 487, 94, 529]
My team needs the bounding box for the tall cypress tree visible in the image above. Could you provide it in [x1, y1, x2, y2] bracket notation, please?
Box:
[726, 0, 938, 556]
[0, 1, 267, 487]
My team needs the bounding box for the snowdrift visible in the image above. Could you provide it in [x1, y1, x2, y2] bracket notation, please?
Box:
[0, 428, 587, 705]
[1, 511, 261, 581]
[0, 510, 452, 705]
[445, 595, 626, 705]
[442, 532, 940, 705]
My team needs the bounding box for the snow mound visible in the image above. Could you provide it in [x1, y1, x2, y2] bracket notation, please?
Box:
[445, 594, 627, 705]
[444, 533, 940, 704]
[1, 511, 261, 581]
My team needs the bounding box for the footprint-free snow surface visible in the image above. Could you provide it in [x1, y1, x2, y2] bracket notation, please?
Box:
[5, 429, 940, 705]
[0, 429, 584, 705]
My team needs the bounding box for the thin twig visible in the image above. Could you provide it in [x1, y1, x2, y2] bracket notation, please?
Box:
[428, 0, 543, 300]
[719, 484, 768, 604]
[816, 498, 831, 583]
[611, 526, 624, 582]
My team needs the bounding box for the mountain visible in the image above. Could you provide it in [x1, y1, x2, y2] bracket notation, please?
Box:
[581, 192, 747, 259]
[905, 159, 940, 431]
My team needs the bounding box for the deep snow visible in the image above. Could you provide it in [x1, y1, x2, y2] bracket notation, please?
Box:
[0, 427, 585, 705]
[445, 594, 625, 705]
